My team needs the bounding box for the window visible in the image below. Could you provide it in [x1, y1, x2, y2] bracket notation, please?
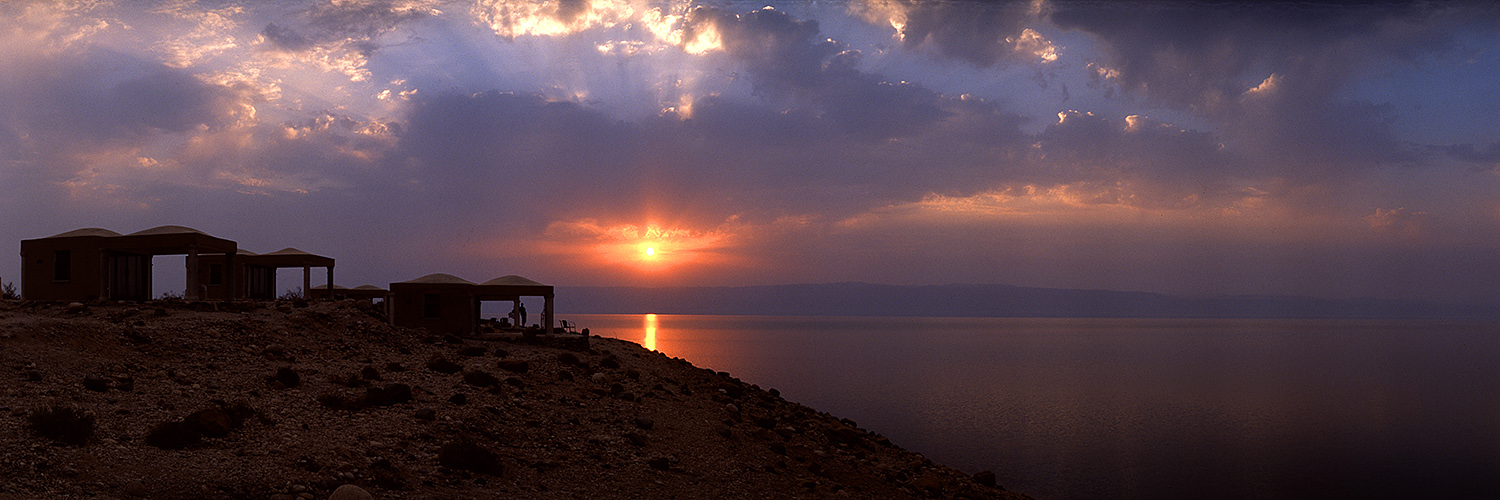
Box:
[208, 264, 223, 285]
[423, 293, 441, 318]
[53, 250, 71, 282]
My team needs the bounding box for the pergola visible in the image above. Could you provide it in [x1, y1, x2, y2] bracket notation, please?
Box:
[248, 248, 335, 299]
[20, 226, 238, 301]
[308, 284, 388, 302]
[476, 275, 554, 331]
[387, 273, 554, 335]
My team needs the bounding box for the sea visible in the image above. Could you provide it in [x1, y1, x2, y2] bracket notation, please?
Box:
[560, 313, 1500, 500]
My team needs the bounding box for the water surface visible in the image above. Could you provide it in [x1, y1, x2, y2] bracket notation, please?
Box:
[567, 314, 1500, 500]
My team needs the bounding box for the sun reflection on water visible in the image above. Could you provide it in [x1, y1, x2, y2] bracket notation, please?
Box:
[643, 313, 658, 351]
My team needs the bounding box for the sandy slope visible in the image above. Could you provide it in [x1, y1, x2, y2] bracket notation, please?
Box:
[0, 299, 1030, 500]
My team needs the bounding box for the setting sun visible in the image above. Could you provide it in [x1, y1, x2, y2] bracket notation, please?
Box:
[645, 246, 656, 256]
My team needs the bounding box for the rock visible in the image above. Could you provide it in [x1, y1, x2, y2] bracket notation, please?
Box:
[442, 334, 465, 344]
[186, 407, 234, 437]
[973, 470, 999, 488]
[273, 367, 301, 388]
[496, 359, 529, 373]
[448, 393, 468, 405]
[359, 366, 380, 381]
[599, 356, 620, 369]
[462, 370, 498, 387]
[625, 432, 649, 446]
[590, 373, 608, 383]
[67, 302, 87, 313]
[424, 355, 461, 374]
[457, 346, 487, 357]
[145, 419, 201, 449]
[328, 483, 374, 500]
[647, 456, 672, 470]
[121, 480, 150, 497]
[383, 362, 406, 372]
[414, 408, 436, 421]
[83, 374, 110, 392]
[633, 417, 654, 430]
[364, 383, 412, 407]
[437, 441, 500, 474]
[556, 352, 580, 365]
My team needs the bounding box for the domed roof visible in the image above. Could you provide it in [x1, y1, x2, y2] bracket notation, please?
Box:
[480, 275, 546, 287]
[46, 228, 123, 238]
[397, 273, 475, 285]
[128, 225, 211, 236]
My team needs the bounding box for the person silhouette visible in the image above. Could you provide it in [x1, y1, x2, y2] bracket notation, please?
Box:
[519, 303, 528, 326]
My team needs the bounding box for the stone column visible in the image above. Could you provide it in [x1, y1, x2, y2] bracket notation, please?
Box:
[543, 292, 554, 332]
[185, 244, 200, 301]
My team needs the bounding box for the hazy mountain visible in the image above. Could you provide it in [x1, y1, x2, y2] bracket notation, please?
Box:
[558, 283, 1497, 319]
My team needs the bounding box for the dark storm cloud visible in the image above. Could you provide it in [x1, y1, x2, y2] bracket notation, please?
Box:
[1047, 1, 1455, 110]
[892, 0, 1038, 67]
[261, 22, 314, 52]
[395, 90, 645, 204]
[5, 49, 244, 152]
[1043, 2, 1494, 181]
[306, 0, 433, 39]
[684, 6, 953, 140]
[1033, 111, 1236, 205]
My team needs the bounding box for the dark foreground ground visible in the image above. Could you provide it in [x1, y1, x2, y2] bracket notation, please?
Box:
[0, 299, 1031, 500]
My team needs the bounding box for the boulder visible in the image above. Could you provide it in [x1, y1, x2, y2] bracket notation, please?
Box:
[328, 484, 374, 500]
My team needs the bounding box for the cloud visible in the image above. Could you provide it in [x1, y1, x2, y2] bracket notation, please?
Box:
[852, 0, 1050, 67]
[1364, 207, 1431, 240]
[1444, 142, 1500, 169]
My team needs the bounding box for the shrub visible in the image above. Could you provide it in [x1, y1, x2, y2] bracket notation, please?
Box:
[29, 405, 95, 446]
[1, 281, 18, 300]
[277, 286, 304, 301]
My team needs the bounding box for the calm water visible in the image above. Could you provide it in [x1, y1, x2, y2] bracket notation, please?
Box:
[564, 314, 1500, 500]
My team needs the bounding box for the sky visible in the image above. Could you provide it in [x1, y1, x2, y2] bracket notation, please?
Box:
[2, 0, 1498, 303]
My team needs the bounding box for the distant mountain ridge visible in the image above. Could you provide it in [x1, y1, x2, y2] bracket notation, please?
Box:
[558, 282, 1498, 319]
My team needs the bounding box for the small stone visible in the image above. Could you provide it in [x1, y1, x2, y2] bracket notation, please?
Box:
[973, 470, 999, 488]
[448, 393, 468, 405]
[83, 374, 110, 392]
[359, 366, 380, 381]
[496, 359, 529, 373]
[329, 484, 374, 500]
[414, 408, 436, 421]
[273, 367, 300, 388]
[425, 355, 461, 374]
[437, 440, 501, 474]
[121, 480, 149, 497]
[625, 432, 648, 446]
[647, 456, 672, 470]
[457, 346, 487, 357]
[462, 370, 498, 387]
[633, 417, 654, 430]
[590, 373, 608, 383]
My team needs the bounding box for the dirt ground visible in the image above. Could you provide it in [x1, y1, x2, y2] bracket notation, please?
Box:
[0, 299, 1031, 500]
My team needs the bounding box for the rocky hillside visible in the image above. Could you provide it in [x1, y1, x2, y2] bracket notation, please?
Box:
[0, 299, 1031, 500]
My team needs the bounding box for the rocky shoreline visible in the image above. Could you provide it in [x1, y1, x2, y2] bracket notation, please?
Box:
[0, 299, 1030, 500]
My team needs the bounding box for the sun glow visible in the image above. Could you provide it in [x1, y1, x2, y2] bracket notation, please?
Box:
[643, 313, 658, 351]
